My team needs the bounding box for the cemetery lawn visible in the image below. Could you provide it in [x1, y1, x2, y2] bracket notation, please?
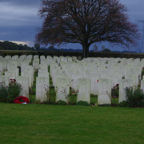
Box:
[0, 103, 144, 144]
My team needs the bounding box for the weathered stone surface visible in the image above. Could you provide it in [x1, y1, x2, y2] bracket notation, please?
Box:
[119, 79, 133, 103]
[77, 78, 91, 104]
[56, 77, 70, 103]
[36, 77, 49, 102]
[98, 79, 112, 105]
[0, 75, 9, 86]
[85, 74, 100, 95]
[16, 76, 29, 98]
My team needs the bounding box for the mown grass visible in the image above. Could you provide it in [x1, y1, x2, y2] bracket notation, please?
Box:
[0, 103, 144, 144]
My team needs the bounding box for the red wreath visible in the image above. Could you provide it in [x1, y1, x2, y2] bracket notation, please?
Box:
[14, 96, 29, 104]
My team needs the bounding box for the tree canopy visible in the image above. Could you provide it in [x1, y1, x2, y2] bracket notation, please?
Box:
[36, 0, 140, 58]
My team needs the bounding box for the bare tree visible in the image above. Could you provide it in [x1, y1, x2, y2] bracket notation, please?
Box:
[36, 0, 140, 58]
[101, 45, 105, 52]
[93, 44, 98, 52]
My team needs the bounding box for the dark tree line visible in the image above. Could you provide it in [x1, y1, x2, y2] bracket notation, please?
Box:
[0, 41, 71, 51]
[0, 41, 34, 50]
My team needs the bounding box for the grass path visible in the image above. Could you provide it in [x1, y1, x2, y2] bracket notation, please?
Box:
[0, 103, 144, 144]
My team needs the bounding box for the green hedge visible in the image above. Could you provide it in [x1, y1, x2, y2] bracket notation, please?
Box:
[1, 50, 144, 59]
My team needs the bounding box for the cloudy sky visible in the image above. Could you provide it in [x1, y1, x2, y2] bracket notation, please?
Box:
[0, 0, 144, 52]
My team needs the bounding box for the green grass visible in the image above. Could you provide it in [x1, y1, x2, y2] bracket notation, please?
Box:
[29, 61, 33, 66]
[0, 104, 144, 144]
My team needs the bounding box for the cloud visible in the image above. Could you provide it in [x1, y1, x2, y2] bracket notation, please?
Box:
[0, 26, 38, 42]
[2, 0, 42, 6]
[119, 0, 144, 22]
[10, 40, 34, 46]
[0, 1, 41, 27]
[0, 1, 42, 43]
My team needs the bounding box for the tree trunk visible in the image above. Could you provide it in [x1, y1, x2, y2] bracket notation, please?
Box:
[82, 43, 89, 58]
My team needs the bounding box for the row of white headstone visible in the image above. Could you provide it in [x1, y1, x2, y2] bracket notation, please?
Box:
[0, 55, 144, 105]
[0, 55, 77, 102]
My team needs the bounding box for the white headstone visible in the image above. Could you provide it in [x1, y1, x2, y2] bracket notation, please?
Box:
[56, 77, 70, 103]
[33, 61, 39, 70]
[21, 70, 32, 88]
[53, 72, 67, 87]
[38, 72, 49, 78]
[21, 61, 29, 72]
[36, 77, 49, 102]
[16, 76, 29, 98]
[77, 78, 91, 104]
[98, 79, 112, 105]
[7, 63, 15, 71]
[26, 66, 34, 84]
[119, 79, 133, 103]
[5, 71, 16, 80]
[70, 73, 84, 90]
[126, 74, 138, 86]
[2, 60, 7, 70]
[17, 58, 23, 67]
[10, 60, 17, 69]
[0, 75, 9, 86]
[141, 80, 144, 92]
[0, 62, 3, 73]
[85, 74, 100, 95]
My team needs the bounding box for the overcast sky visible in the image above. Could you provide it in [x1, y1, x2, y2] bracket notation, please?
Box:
[0, 0, 144, 52]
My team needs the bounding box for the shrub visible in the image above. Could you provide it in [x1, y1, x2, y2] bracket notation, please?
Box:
[127, 86, 144, 107]
[57, 100, 67, 105]
[35, 100, 41, 104]
[68, 87, 79, 104]
[119, 100, 129, 107]
[76, 101, 90, 106]
[142, 68, 144, 76]
[0, 82, 9, 103]
[42, 101, 49, 104]
[119, 85, 144, 107]
[29, 87, 35, 103]
[102, 48, 111, 53]
[44, 85, 57, 104]
[8, 79, 22, 103]
[111, 84, 119, 98]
